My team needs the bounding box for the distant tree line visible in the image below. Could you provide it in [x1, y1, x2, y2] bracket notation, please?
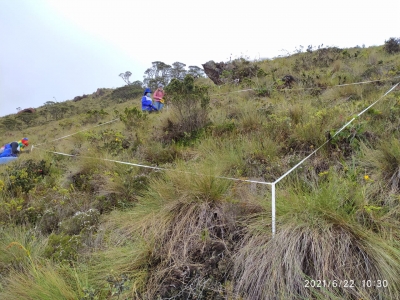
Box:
[119, 61, 205, 91]
[0, 100, 73, 130]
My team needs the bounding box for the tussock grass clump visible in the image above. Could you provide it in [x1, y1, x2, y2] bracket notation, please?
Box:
[137, 165, 260, 299]
[87, 239, 152, 298]
[145, 200, 244, 299]
[0, 262, 83, 300]
[236, 107, 266, 134]
[234, 222, 400, 300]
[197, 135, 282, 181]
[359, 138, 400, 193]
[160, 75, 211, 144]
[62, 157, 144, 205]
[77, 210, 162, 298]
[234, 169, 400, 299]
[137, 140, 180, 165]
[0, 225, 47, 274]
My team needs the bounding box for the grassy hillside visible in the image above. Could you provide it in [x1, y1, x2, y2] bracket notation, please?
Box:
[1, 42, 400, 299]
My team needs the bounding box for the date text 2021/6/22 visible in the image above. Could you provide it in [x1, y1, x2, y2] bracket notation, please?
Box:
[304, 279, 388, 288]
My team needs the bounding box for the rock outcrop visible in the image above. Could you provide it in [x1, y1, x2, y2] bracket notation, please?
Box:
[201, 61, 228, 85]
[73, 94, 88, 102]
[94, 88, 107, 98]
[202, 59, 258, 85]
[17, 108, 36, 114]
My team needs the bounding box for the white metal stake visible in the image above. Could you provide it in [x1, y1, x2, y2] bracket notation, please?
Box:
[272, 183, 276, 237]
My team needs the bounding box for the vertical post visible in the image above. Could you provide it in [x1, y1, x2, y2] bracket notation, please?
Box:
[272, 183, 276, 237]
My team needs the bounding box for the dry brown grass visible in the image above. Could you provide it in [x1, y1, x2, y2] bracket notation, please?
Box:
[142, 189, 262, 299]
[234, 221, 400, 300]
[145, 204, 219, 298]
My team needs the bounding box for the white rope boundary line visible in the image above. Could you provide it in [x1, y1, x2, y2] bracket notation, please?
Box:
[34, 82, 399, 188]
[274, 82, 400, 185]
[31, 82, 399, 236]
[31, 76, 400, 149]
[33, 147, 273, 186]
[31, 81, 400, 187]
[33, 118, 119, 147]
[269, 81, 399, 235]
[211, 75, 400, 97]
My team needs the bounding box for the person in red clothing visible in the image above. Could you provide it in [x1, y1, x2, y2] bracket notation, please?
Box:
[153, 83, 165, 111]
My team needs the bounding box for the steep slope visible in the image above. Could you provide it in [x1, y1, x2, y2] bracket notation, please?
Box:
[1, 43, 400, 299]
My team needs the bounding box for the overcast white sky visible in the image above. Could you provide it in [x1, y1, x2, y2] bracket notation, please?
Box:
[1, 0, 399, 117]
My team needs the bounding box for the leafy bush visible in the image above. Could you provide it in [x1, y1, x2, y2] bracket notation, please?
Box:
[293, 47, 342, 71]
[84, 128, 130, 155]
[1, 116, 22, 130]
[58, 119, 75, 130]
[2, 159, 50, 195]
[37, 209, 60, 234]
[254, 86, 271, 97]
[44, 233, 81, 262]
[59, 209, 100, 235]
[116, 107, 147, 130]
[384, 37, 400, 54]
[328, 121, 371, 157]
[210, 120, 236, 137]
[91, 169, 151, 212]
[0, 197, 25, 224]
[162, 75, 210, 143]
[82, 109, 109, 124]
[110, 84, 143, 103]
[70, 171, 94, 192]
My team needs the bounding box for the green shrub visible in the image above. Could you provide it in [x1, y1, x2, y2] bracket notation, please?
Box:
[58, 119, 75, 130]
[384, 37, 400, 54]
[70, 171, 93, 192]
[82, 109, 109, 124]
[142, 142, 180, 164]
[37, 209, 59, 234]
[2, 159, 50, 195]
[162, 75, 210, 143]
[44, 233, 81, 262]
[228, 58, 259, 82]
[110, 84, 143, 103]
[81, 128, 130, 155]
[115, 106, 147, 130]
[59, 209, 100, 235]
[254, 86, 271, 97]
[293, 47, 342, 72]
[0, 197, 25, 224]
[210, 120, 236, 136]
[92, 170, 151, 212]
[328, 120, 369, 157]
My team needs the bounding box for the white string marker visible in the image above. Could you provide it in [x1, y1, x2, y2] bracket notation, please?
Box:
[31, 81, 399, 237]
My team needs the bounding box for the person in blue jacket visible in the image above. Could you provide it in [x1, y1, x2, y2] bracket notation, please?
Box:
[0, 138, 29, 158]
[141, 88, 158, 112]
